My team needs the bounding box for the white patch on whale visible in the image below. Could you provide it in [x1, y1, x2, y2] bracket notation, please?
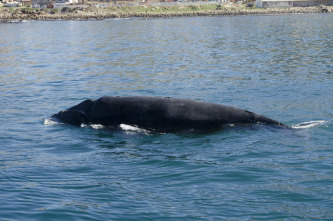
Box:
[88, 124, 105, 130]
[119, 124, 150, 134]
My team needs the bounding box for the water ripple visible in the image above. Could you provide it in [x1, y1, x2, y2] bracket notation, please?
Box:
[1, 14, 333, 220]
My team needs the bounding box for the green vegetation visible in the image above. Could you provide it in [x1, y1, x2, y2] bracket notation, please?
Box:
[20, 7, 36, 14]
[102, 4, 221, 14]
[0, 4, 332, 21]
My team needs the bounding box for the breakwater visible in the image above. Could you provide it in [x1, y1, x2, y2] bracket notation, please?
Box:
[0, 5, 332, 21]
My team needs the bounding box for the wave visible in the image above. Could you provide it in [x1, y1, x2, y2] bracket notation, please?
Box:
[4, 20, 30, 23]
[43, 118, 59, 125]
[83, 123, 150, 134]
[88, 123, 152, 134]
[291, 120, 327, 129]
[45, 118, 150, 134]
[45, 118, 328, 132]
[119, 124, 150, 134]
[88, 124, 104, 130]
[44, 118, 97, 129]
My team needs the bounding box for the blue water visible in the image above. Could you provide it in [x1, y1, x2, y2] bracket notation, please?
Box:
[1, 14, 332, 220]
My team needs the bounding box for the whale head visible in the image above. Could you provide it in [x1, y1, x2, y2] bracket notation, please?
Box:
[51, 110, 89, 126]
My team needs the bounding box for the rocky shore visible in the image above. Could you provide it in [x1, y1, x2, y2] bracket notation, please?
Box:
[0, 4, 332, 21]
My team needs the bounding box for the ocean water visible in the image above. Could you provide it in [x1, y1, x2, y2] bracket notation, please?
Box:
[1, 14, 332, 220]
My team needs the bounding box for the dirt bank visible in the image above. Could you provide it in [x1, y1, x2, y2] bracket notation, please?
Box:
[0, 4, 332, 21]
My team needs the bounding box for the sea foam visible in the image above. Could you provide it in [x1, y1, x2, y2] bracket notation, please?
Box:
[291, 120, 327, 129]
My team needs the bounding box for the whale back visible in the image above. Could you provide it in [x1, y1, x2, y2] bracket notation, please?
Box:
[51, 96, 287, 131]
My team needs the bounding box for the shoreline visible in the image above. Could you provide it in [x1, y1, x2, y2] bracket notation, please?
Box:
[0, 4, 332, 21]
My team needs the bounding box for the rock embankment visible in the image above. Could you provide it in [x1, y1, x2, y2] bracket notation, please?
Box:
[0, 5, 332, 21]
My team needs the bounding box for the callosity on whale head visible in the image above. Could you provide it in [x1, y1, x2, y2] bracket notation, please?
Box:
[51, 110, 89, 126]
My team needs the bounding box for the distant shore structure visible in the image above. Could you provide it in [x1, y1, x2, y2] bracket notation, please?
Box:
[0, 0, 332, 8]
[256, 0, 333, 7]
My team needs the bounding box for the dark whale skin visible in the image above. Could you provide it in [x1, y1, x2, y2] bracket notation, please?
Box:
[51, 96, 287, 132]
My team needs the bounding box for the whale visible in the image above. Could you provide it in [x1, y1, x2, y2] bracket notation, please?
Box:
[51, 96, 288, 132]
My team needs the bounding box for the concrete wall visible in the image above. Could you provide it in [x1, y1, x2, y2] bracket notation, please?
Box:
[293, 0, 333, 6]
[256, 0, 290, 7]
[256, 0, 333, 7]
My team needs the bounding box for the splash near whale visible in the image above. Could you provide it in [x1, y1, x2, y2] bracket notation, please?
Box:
[50, 96, 288, 132]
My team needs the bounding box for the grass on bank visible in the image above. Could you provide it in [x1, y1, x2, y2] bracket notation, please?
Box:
[0, 4, 331, 18]
[95, 3, 261, 14]
[0, 3, 251, 15]
[112, 4, 222, 13]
